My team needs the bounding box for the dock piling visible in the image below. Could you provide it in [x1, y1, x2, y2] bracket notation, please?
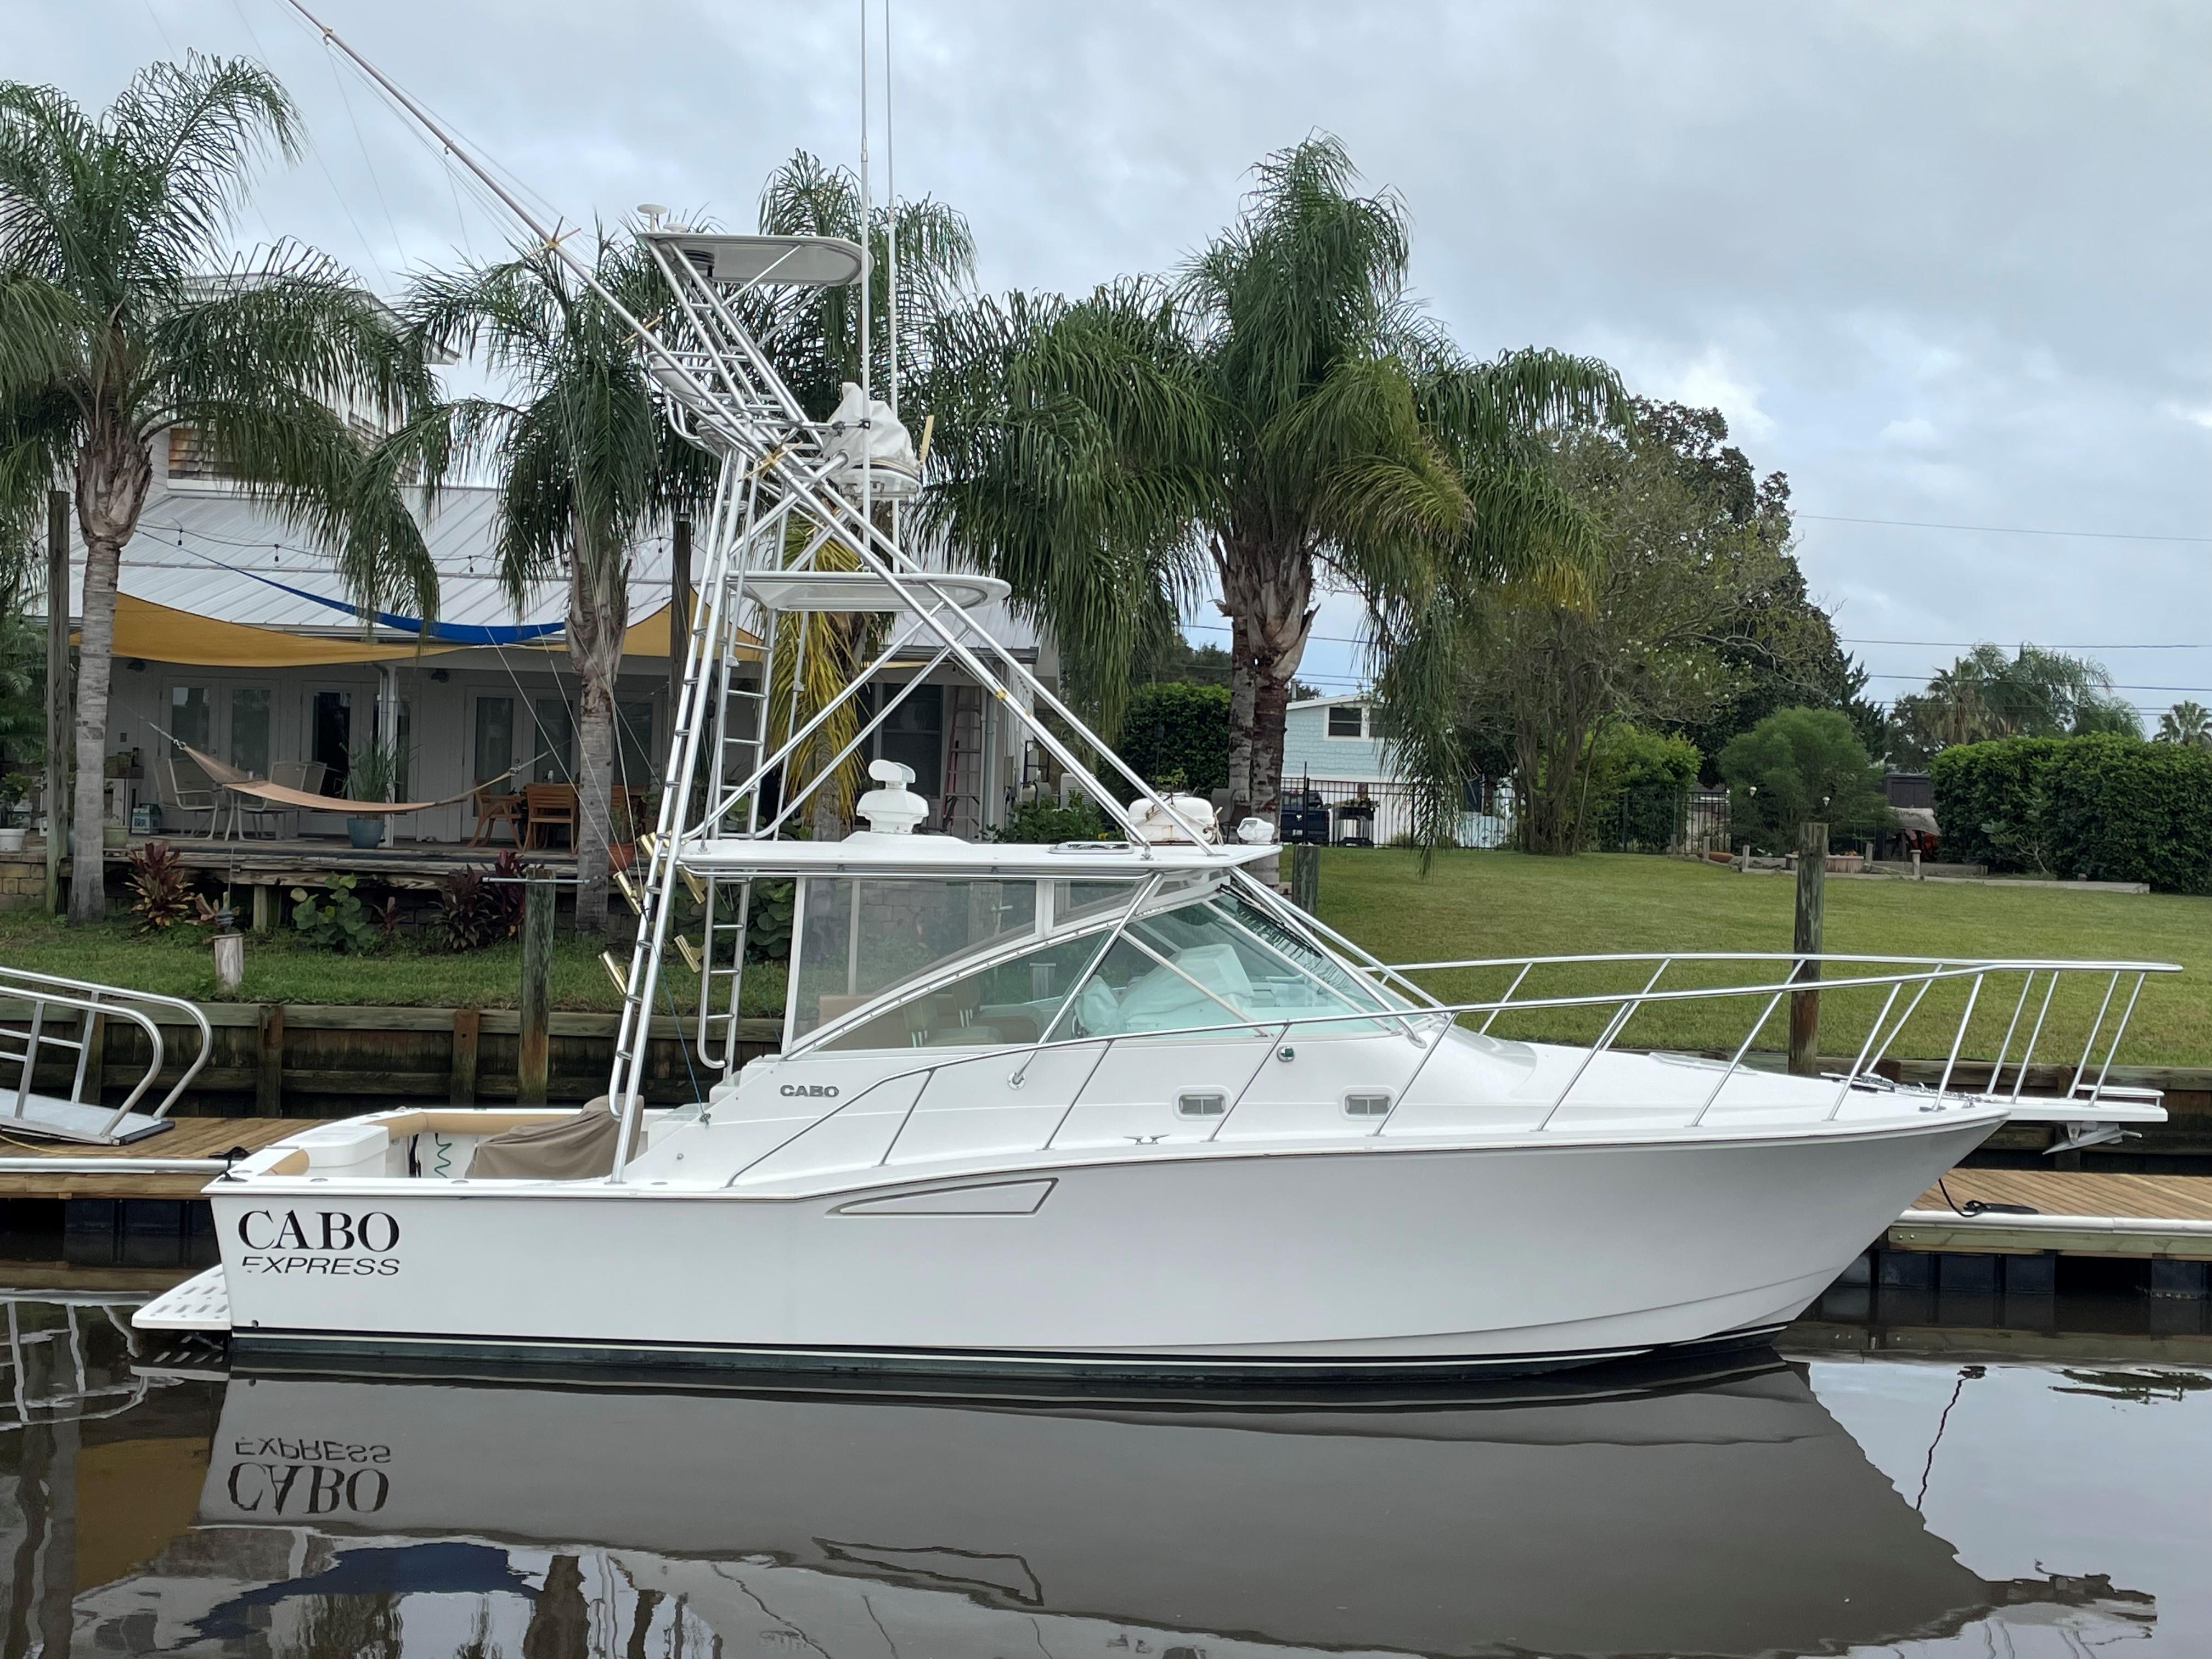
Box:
[518, 877, 554, 1104]
[1789, 821, 1826, 1077]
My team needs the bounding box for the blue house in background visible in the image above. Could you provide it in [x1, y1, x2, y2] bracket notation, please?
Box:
[1280, 695, 1513, 848]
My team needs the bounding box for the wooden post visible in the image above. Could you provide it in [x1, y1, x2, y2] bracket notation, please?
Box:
[256, 1005, 284, 1117]
[450, 1006, 481, 1104]
[44, 490, 68, 915]
[1289, 842, 1320, 913]
[251, 882, 273, 936]
[1789, 821, 1827, 1077]
[668, 512, 691, 730]
[518, 877, 554, 1105]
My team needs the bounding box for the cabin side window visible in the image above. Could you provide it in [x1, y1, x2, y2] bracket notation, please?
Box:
[790, 878, 1046, 1043]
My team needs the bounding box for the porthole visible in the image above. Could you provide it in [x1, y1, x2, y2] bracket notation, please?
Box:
[1176, 1090, 1228, 1118]
[1344, 1091, 1393, 1119]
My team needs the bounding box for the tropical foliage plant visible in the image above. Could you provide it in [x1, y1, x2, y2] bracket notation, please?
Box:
[0, 54, 437, 921]
[290, 874, 394, 953]
[921, 135, 1627, 850]
[437, 849, 529, 952]
[124, 839, 200, 930]
[988, 797, 1107, 844]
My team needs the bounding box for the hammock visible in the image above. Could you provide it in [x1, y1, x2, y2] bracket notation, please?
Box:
[178, 741, 504, 815]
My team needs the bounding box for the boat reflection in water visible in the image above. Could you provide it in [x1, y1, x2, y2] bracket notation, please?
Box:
[29, 1347, 2122, 1659]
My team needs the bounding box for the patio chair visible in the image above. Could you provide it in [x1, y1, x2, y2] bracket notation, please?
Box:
[261, 760, 328, 839]
[157, 747, 222, 837]
[235, 765, 325, 845]
[523, 782, 578, 850]
[470, 782, 526, 847]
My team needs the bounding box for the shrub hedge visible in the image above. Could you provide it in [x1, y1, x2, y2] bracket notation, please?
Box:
[1928, 734, 2212, 891]
[1118, 681, 1231, 797]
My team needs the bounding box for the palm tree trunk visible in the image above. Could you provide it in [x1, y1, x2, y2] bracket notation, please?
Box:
[567, 534, 630, 936]
[67, 424, 151, 924]
[1218, 532, 1313, 832]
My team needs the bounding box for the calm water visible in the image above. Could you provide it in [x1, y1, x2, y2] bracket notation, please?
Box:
[3, 1276, 2208, 1659]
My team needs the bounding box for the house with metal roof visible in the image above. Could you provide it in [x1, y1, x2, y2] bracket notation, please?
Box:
[56, 433, 1051, 850]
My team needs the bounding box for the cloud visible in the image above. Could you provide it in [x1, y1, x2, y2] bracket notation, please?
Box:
[18, 0, 2211, 708]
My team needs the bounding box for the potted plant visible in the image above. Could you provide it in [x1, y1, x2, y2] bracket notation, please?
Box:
[343, 737, 402, 850]
[0, 772, 26, 853]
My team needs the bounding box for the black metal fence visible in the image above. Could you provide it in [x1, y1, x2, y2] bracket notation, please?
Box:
[1278, 776, 1516, 850]
[1282, 776, 1729, 855]
[1590, 787, 1732, 854]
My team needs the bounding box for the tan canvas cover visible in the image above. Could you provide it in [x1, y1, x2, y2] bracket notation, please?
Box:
[468, 1096, 631, 1181]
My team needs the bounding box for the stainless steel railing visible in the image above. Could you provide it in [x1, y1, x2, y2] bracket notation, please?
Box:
[706, 953, 2179, 1183]
[0, 967, 213, 1142]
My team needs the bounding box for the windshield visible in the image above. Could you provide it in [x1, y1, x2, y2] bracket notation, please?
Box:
[814, 885, 1401, 1052]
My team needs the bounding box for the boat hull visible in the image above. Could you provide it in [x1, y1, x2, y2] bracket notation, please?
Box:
[205, 1115, 1992, 1379]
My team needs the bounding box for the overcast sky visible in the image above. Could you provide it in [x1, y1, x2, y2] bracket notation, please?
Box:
[13, 1, 2212, 719]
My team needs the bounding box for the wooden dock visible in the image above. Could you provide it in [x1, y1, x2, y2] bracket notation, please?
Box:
[1897, 1168, 2212, 1260]
[0, 1119, 326, 1199]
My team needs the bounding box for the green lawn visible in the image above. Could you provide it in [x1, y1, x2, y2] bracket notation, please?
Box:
[0, 909, 787, 1016]
[4, 851, 2203, 1064]
[1314, 850, 2211, 1066]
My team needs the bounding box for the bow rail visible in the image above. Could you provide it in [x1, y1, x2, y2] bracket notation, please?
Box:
[706, 953, 2179, 1184]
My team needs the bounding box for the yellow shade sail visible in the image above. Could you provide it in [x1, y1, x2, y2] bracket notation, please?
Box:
[94, 592, 464, 667]
[82, 591, 758, 668]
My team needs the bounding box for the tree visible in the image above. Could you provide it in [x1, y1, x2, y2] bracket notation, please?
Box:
[2157, 699, 2211, 748]
[743, 154, 975, 836]
[1716, 707, 1891, 853]
[1626, 405, 1869, 774]
[923, 136, 1624, 848]
[0, 477, 41, 783]
[1145, 633, 1234, 689]
[399, 234, 710, 933]
[1458, 402, 1835, 854]
[0, 55, 435, 922]
[1891, 644, 2136, 760]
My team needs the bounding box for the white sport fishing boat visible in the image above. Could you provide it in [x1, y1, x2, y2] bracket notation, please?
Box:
[116, 20, 2174, 1380]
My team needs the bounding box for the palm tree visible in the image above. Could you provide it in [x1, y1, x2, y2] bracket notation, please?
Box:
[398, 234, 711, 933]
[2157, 699, 2210, 747]
[743, 153, 975, 833]
[1897, 643, 2135, 756]
[922, 136, 1625, 844]
[0, 54, 436, 922]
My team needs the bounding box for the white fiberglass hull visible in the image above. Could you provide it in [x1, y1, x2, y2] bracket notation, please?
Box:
[200, 1116, 1992, 1377]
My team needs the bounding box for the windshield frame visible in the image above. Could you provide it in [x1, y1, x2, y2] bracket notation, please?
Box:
[786, 871, 1409, 1057]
